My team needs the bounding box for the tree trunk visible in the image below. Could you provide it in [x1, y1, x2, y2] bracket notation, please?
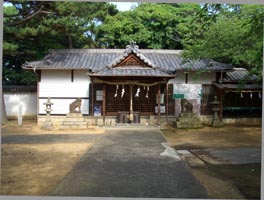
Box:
[68, 35, 73, 49]
[2, 93, 8, 125]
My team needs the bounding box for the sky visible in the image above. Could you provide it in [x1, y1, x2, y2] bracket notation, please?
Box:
[110, 2, 135, 11]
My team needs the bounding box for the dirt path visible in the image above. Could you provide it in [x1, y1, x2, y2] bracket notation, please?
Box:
[1, 143, 94, 195]
[162, 125, 261, 149]
[1, 122, 261, 198]
[1, 121, 104, 195]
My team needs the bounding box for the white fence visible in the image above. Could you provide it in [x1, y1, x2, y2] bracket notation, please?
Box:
[4, 92, 37, 119]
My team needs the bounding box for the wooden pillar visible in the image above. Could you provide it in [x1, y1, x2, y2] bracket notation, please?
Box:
[166, 83, 168, 122]
[36, 70, 41, 125]
[219, 89, 223, 121]
[103, 83, 106, 125]
[157, 84, 161, 126]
[91, 77, 94, 125]
[36, 80, 39, 125]
[129, 85, 134, 122]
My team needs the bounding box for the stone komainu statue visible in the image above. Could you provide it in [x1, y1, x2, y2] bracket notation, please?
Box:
[69, 98, 82, 113]
[181, 98, 193, 113]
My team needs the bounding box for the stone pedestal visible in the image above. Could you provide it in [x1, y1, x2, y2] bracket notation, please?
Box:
[60, 113, 87, 129]
[210, 96, 223, 127]
[42, 116, 53, 130]
[176, 113, 202, 129]
[211, 119, 223, 127]
[211, 110, 223, 127]
[149, 115, 155, 126]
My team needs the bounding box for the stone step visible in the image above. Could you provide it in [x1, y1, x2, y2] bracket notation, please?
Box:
[177, 124, 203, 129]
[62, 121, 87, 125]
[177, 122, 202, 127]
[177, 120, 202, 124]
[75, 121, 87, 125]
[60, 124, 87, 130]
[178, 118, 201, 123]
[63, 117, 86, 122]
[66, 113, 83, 118]
[42, 121, 53, 126]
[179, 113, 196, 118]
[176, 112, 203, 129]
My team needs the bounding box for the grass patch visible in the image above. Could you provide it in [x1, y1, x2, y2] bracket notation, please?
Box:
[195, 163, 261, 199]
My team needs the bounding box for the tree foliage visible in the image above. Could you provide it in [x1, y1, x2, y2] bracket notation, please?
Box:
[182, 4, 263, 79]
[3, 2, 263, 85]
[96, 3, 201, 49]
[3, 1, 118, 85]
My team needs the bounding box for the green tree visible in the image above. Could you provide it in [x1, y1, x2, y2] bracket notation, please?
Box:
[3, 1, 118, 85]
[96, 3, 201, 49]
[182, 4, 263, 80]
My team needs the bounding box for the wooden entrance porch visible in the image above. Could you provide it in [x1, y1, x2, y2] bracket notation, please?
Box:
[89, 77, 173, 125]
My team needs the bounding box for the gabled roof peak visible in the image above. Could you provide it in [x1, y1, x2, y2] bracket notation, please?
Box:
[105, 42, 158, 69]
[125, 41, 140, 53]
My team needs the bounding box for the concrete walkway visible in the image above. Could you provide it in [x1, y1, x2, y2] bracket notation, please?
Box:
[49, 129, 207, 198]
[192, 147, 261, 165]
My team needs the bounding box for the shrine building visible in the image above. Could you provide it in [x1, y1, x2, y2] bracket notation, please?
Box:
[23, 43, 262, 126]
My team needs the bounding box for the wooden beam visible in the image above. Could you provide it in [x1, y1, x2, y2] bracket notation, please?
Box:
[185, 72, 188, 84]
[166, 83, 168, 122]
[219, 88, 223, 121]
[103, 83, 106, 125]
[37, 80, 39, 124]
[92, 77, 167, 86]
[91, 77, 94, 125]
[129, 85, 134, 122]
[71, 70, 74, 82]
[158, 84, 161, 126]
[39, 97, 89, 99]
[35, 70, 41, 82]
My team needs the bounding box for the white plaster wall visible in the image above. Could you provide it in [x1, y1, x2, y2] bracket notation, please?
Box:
[168, 71, 186, 84]
[168, 71, 216, 84]
[4, 92, 37, 117]
[188, 72, 216, 84]
[41, 70, 71, 83]
[173, 84, 202, 99]
[39, 70, 90, 114]
[39, 99, 89, 114]
[39, 82, 90, 97]
[39, 70, 90, 97]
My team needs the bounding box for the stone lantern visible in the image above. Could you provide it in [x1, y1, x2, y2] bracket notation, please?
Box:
[210, 96, 222, 127]
[42, 97, 54, 130]
[44, 97, 53, 116]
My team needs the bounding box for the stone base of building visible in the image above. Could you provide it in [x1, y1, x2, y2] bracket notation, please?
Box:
[176, 113, 203, 129]
[37, 115, 262, 128]
[60, 113, 88, 129]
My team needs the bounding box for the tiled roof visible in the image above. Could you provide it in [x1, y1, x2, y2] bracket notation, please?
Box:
[105, 43, 158, 69]
[89, 68, 174, 77]
[213, 82, 262, 92]
[23, 44, 234, 75]
[224, 68, 259, 82]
